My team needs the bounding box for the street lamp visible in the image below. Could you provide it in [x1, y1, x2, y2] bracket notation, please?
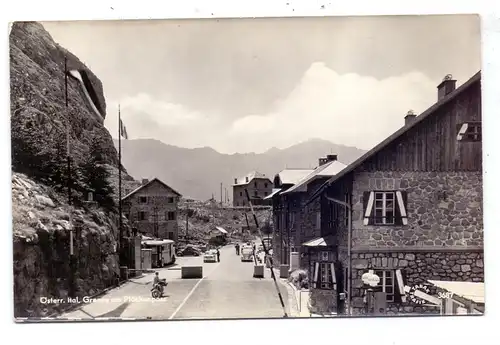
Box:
[325, 195, 352, 316]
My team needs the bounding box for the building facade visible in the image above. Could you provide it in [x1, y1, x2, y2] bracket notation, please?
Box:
[232, 171, 273, 207]
[307, 72, 483, 316]
[121, 178, 182, 242]
[266, 168, 314, 266]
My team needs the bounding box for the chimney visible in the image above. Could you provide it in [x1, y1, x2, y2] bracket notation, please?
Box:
[318, 157, 328, 166]
[404, 110, 417, 126]
[245, 176, 249, 183]
[234, 178, 238, 184]
[142, 178, 149, 185]
[437, 74, 456, 101]
[326, 154, 337, 162]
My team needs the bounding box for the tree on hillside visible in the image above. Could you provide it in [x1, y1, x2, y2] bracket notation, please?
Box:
[80, 135, 115, 210]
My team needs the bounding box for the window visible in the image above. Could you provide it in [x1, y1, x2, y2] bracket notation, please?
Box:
[138, 211, 147, 221]
[374, 192, 395, 225]
[264, 183, 268, 188]
[240, 191, 243, 197]
[254, 190, 258, 197]
[374, 270, 395, 302]
[319, 263, 333, 289]
[363, 191, 407, 226]
[139, 196, 148, 204]
[167, 232, 174, 240]
[320, 251, 329, 261]
[167, 211, 176, 221]
[457, 122, 482, 141]
[167, 197, 174, 203]
[264, 191, 268, 196]
[236, 202, 239, 206]
[254, 181, 258, 188]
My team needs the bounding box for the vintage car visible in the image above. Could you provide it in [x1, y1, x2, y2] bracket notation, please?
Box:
[240, 246, 254, 262]
[203, 249, 218, 263]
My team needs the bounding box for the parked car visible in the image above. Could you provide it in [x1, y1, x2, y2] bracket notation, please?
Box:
[177, 245, 201, 257]
[203, 249, 217, 263]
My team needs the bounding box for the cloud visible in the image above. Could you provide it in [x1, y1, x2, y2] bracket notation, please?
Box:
[105, 62, 440, 153]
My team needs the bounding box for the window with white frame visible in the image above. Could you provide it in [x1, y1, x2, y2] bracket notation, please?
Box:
[374, 270, 395, 302]
[363, 191, 407, 226]
[374, 192, 395, 225]
[320, 263, 332, 289]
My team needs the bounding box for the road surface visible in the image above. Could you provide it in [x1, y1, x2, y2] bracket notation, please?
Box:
[59, 244, 290, 320]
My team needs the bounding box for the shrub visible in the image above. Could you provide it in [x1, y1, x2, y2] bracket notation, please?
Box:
[288, 269, 309, 290]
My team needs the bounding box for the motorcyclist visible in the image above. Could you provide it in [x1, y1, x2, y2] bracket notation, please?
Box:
[153, 272, 167, 289]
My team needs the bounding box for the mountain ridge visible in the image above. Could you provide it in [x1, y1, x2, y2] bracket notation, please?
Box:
[114, 137, 366, 200]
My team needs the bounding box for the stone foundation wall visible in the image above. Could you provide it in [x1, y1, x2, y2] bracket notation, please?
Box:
[350, 250, 484, 315]
[351, 171, 483, 248]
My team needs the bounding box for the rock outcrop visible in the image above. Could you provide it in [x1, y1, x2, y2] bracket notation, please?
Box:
[12, 173, 121, 317]
[10, 22, 138, 318]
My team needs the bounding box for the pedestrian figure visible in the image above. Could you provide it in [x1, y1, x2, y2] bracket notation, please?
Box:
[216, 248, 220, 262]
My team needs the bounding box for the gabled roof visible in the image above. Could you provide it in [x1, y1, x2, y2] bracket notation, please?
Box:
[308, 71, 481, 203]
[121, 177, 182, 201]
[276, 168, 315, 185]
[263, 188, 282, 200]
[233, 171, 271, 186]
[282, 160, 347, 195]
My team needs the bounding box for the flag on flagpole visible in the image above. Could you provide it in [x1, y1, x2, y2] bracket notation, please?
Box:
[119, 118, 128, 139]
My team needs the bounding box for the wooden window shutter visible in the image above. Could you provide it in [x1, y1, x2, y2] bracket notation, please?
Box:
[395, 191, 408, 226]
[363, 191, 375, 225]
[395, 269, 407, 303]
[456, 123, 469, 141]
[330, 262, 336, 290]
[313, 262, 319, 288]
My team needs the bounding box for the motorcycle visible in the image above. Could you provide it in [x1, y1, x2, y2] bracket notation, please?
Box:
[151, 279, 167, 299]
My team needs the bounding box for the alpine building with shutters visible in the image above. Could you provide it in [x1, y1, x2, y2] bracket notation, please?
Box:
[306, 71, 483, 316]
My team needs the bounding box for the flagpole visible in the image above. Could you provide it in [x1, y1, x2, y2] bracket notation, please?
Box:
[118, 105, 123, 269]
[65, 57, 75, 298]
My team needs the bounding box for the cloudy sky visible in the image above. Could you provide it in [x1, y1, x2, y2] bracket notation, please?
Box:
[42, 15, 480, 154]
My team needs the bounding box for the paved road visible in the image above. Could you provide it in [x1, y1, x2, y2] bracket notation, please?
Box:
[59, 243, 289, 320]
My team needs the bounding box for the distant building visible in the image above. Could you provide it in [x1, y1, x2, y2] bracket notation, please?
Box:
[121, 178, 182, 241]
[232, 171, 272, 207]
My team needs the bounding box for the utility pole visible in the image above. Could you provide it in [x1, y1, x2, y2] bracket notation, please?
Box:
[65, 57, 76, 298]
[118, 105, 123, 268]
[244, 189, 288, 318]
[220, 182, 223, 207]
[186, 204, 189, 241]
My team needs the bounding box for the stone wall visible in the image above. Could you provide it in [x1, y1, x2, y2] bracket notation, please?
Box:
[350, 250, 484, 315]
[351, 170, 483, 248]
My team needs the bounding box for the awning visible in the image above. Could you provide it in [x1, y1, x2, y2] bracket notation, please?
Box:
[302, 235, 335, 247]
[142, 239, 174, 246]
[215, 226, 228, 234]
[264, 188, 282, 200]
[427, 280, 485, 304]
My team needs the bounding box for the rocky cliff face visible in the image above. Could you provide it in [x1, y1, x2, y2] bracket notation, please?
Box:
[10, 21, 118, 168]
[10, 22, 138, 318]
